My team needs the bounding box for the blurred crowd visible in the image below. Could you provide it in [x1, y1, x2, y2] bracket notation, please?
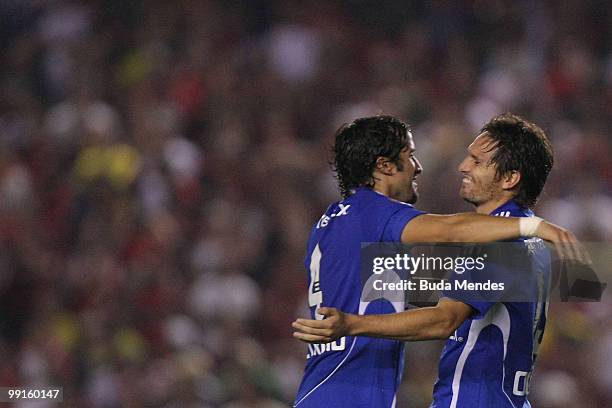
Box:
[1, 0, 611, 407]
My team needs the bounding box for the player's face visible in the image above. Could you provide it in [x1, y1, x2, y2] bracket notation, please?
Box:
[457, 133, 504, 207]
[393, 134, 423, 204]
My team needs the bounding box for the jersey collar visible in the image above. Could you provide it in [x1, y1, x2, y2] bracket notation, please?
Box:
[490, 199, 533, 218]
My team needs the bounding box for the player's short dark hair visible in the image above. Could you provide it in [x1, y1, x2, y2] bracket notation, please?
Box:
[480, 113, 554, 208]
[332, 115, 410, 198]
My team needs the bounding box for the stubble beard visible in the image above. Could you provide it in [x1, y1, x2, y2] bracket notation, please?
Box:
[460, 183, 496, 208]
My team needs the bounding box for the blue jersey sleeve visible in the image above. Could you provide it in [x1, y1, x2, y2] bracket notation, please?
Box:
[382, 206, 425, 242]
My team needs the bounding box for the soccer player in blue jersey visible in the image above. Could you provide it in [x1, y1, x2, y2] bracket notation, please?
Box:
[292, 115, 578, 407]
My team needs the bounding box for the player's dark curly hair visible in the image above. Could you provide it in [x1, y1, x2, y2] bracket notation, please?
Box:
[480, 113, 554, 208]
[332, 115, 410, 198]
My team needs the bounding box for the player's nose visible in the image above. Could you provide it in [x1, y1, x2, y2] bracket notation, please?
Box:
[414, 156, 423, 175]
[457, 157, 469, 173]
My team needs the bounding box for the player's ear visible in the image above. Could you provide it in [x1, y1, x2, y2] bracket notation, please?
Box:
[375, 156, 395, 176]
[502, 170, 521, 190]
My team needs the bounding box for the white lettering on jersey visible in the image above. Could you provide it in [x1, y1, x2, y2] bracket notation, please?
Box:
[316, 214, 330, 229]
[334, 203, 350, 217]
[316, 204, 351, 228]
[513, 370, 532, 396]
[306, 337, 347, 358]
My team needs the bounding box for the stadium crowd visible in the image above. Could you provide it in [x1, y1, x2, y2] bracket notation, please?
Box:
[0, 0, 611, 406]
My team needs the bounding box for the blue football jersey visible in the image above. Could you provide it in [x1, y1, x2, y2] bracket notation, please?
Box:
[431, 200, 551, 408]
[294, 187, 425, 408]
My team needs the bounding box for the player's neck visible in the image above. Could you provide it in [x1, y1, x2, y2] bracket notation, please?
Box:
[474, 194, 516, 215]
[372, 183, 391, 199]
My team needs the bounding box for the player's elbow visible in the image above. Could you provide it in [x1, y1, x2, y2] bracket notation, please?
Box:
[430, 320, 456, 340]
[431, 309, 464, 340]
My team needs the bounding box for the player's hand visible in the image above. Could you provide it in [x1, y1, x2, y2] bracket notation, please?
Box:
[292, 307, 352, 343]
[535, 221, 591, 264]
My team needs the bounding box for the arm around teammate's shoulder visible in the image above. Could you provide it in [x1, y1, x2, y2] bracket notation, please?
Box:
[401, 213, 520, 243]
[401, 212, 582, 250]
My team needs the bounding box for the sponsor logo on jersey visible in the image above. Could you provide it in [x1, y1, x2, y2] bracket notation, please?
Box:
[449, 330, 464, 342]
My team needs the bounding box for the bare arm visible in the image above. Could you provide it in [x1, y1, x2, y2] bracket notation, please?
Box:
[349, 299, 473, 341]
[401, 213, 520, 243]
[292, 298, 473, 343]
[401, 214, 581, 259]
